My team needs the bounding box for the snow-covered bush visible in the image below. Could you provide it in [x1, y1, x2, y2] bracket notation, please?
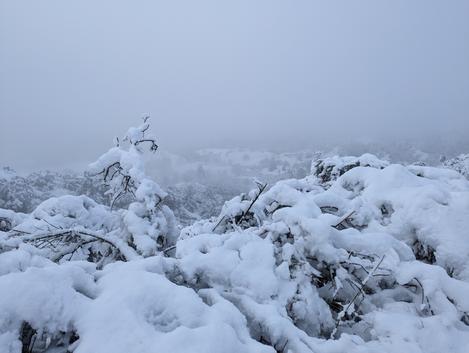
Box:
[3, 195, 138, 267]
[0, 175, 37, 213]
[165, 182, 235, 225]
[2, 118, 176, 267]
[1, 153, 469, 353]
[177, 155, 469, 351]
[443, 153, 469, 179]
[312, 154, 389, 186]
[88, 116, 177, 256]
[0, 169, 110, 214]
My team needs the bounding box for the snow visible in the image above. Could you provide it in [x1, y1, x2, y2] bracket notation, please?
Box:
[443, 153, 469, 179]
[1, 150, 469, 353]
[75, 260, 272, 353]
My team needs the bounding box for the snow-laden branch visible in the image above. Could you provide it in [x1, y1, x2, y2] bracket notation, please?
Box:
[11, 227, 140, 262]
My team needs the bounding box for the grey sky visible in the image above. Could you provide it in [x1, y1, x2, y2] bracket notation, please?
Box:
[1, 0, 468, 171]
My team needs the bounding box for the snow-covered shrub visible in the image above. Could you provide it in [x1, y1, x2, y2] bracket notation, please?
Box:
[0, 169, 110, 214]
[442, 153, 469, 179]
[164, 182, 235, 225]
[3, 195, 138, 267]
[206, 181, 268, 233]
[89, 117, 177, 256]
[1, 154, 469, 353]
[176, 155, 469, 351]
[312, 154, 389, 186]
[2, 118, 176, 267]
[0, 176, 37, 213]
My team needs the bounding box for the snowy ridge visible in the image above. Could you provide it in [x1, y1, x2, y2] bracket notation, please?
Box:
[1, 151, 469, 353]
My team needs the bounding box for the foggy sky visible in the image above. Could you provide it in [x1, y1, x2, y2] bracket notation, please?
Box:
[1, 0, 468, 171]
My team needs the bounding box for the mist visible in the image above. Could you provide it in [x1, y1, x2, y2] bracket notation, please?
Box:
[1, 0, 468, 171]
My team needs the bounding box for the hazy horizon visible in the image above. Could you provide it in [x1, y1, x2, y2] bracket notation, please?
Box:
[1, 0, 468, 171]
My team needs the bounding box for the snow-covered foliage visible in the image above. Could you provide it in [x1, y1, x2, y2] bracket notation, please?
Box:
[88, 117, 177, 256]
[443, 153, 469, 179]
[311, 153, 389, 186]
[2, 195, 138, 267]
[1, 146, 469, 352]
[1, 118, 177, 266]
[0, 169, 109, 214]
[179, 156, 469, 350]
[165, 183, 235, 225]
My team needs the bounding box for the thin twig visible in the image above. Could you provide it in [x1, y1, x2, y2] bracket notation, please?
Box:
[41, 218, 62, 230]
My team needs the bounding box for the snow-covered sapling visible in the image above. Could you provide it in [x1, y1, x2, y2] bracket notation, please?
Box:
[89, 116, 177, 256]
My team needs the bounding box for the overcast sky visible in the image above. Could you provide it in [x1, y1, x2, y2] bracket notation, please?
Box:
[1, 0, 468, 171]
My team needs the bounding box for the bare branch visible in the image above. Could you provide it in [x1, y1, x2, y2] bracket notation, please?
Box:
[236, 182, 267, 225]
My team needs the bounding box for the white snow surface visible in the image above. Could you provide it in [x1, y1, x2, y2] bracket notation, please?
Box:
[1, 154, 469, 353]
